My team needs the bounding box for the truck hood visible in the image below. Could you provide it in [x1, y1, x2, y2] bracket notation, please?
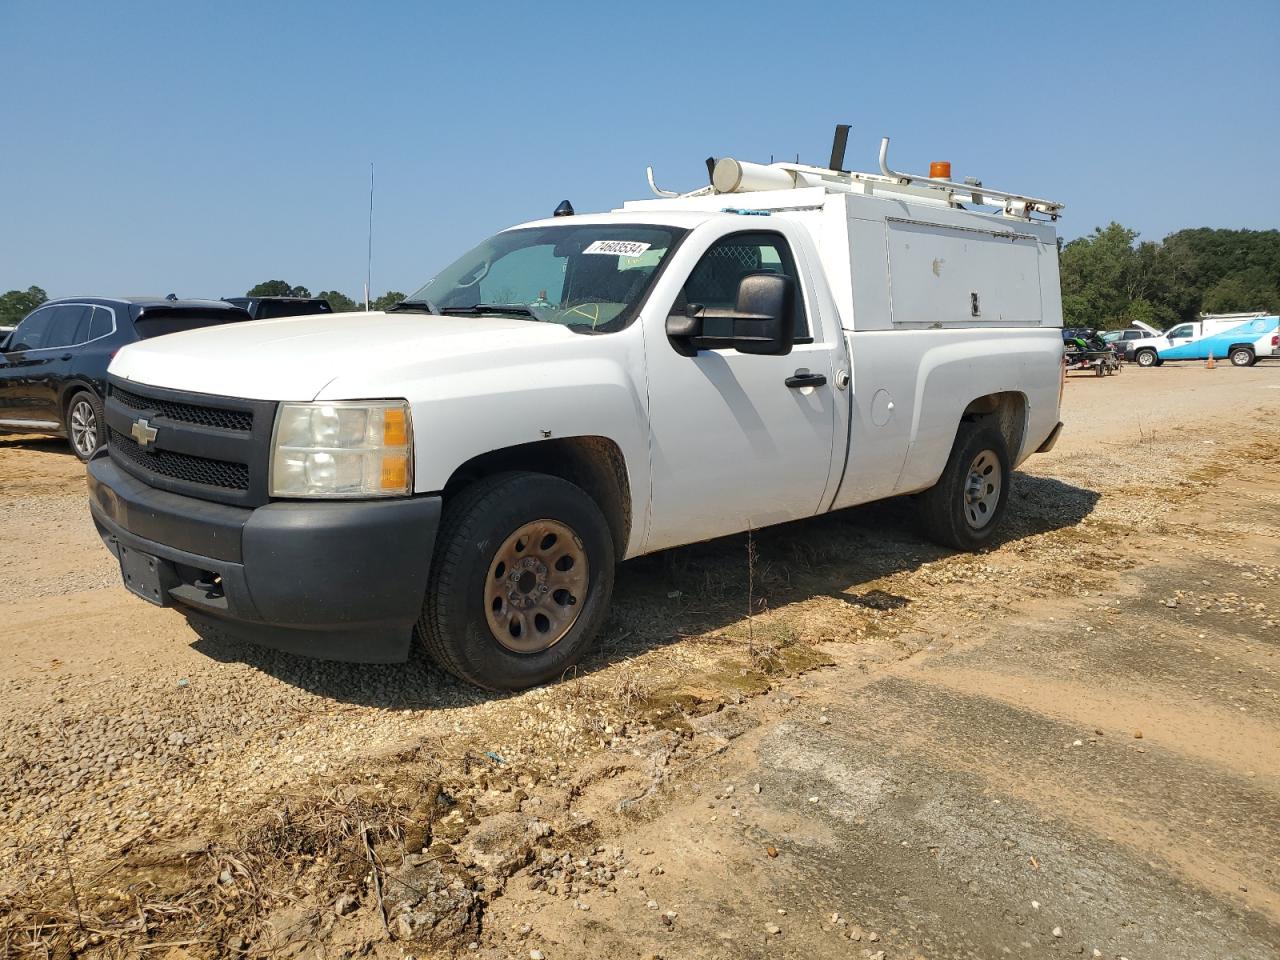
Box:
[108, 311, 574, 400]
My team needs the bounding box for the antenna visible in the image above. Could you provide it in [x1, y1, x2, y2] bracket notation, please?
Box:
[365, 162, 375, 311]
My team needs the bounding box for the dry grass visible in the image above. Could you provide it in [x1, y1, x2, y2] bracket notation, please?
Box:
[0, 786, 414, 959]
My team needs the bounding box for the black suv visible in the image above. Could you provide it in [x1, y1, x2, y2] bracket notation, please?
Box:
[0, 297, 249, 460]
[223, 296, 333, 320]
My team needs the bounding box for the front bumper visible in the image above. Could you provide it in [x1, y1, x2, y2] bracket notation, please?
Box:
[87, 452, 441, 662]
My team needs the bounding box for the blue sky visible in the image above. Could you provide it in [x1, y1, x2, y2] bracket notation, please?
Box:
[2, 0, 1277, 301]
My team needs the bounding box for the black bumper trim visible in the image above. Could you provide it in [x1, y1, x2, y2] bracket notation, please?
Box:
[1036, 421, 1064, 454]
[87, 451, 441, 663]
[89, 453, 249, 561]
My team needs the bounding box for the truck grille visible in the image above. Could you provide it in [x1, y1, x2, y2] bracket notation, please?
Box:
[112, 386, 254, 432]
[105, 377, 277, 507]
[109, 428, 250, 490]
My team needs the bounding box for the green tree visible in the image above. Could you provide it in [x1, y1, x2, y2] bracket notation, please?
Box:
[246, 280, 312, 298]
[371, 291, 406, 312]
[314, 290, 359, 312]
[1057, 225, 1280, 329]
[1200, 268, 1280, 314]
[1058, 222, 1141, 328]
[0, 286, 48, 327]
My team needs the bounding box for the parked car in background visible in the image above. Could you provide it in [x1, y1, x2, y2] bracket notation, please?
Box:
[1130, 313, 1280, 367]
[1101, 325, 1160, 361]
[0, 297, 249, 460]
[223, 296, 334, 320]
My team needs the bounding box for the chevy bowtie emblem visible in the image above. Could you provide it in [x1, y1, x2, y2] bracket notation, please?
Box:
[131, 418, 158, 449]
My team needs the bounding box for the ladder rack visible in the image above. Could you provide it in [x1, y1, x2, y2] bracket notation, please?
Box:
[646, 133, 1064, 222]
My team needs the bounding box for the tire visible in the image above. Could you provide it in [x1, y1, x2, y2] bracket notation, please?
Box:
[66, 390, 104, 462]
[1135, 349, 1157, 368]
[418, 471, 615, 691]
[918, 423, 1011, 551]
[1229, 347, 1255, 367]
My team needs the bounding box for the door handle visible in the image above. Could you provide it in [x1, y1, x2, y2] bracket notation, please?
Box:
[785, 371, 827, 389]
[59, 353, 73, 361]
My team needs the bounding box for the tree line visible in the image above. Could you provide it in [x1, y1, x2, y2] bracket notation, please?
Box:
[4, 225, 1277, 329]
[243, 280, 406, 313]
[1061, 225, 1279, 329]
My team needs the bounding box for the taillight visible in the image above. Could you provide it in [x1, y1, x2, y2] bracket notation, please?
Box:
[1272, 334, 1278, 347]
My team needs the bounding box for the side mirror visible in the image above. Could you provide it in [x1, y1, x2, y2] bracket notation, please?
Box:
[729, 273, 794, 356]
[665, 303, 703, 342]
[665, 273, 795, 357]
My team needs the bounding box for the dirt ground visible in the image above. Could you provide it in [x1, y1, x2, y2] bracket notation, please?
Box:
[1, 363, 1277, 959]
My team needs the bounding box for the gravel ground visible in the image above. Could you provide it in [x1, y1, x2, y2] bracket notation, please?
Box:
[0, 363, 1277, 958]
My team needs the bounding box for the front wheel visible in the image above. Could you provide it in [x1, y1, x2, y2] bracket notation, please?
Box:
[1230, 347, 1255, 367]
[418, 472, 615, 690]
[66, 390, 104, 462]
[1135, 349, 1157, 368]
[918, 423, 1011, 551]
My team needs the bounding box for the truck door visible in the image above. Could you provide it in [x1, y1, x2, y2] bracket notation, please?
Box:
[641, 227, 838, 552]
[1162, 322, 1200, 360]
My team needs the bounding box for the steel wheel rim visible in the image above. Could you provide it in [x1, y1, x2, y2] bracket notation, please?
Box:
[484, 518, 589, 654]
[963, 449, 1002, 529]
[70, 401, 97, 456]
[1138, 352, 1154, 366]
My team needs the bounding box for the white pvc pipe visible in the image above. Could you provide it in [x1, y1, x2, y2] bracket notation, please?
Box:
[712, 158, 797, 194]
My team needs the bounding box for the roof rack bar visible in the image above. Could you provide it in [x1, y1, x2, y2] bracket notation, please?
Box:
[877, 137, 1063, 217]
[645, 166, 680, 198]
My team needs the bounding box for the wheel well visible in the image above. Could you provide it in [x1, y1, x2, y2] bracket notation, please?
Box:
[60, 382, 99, 415]
[443, 437, 631, 556]
[1228, 343, 1255, 354]
[961, 392, 1027, 462]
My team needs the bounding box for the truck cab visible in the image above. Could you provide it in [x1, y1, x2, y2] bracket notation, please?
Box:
[1131, 313, 1280, 367]
[87, 131, 1067, 690]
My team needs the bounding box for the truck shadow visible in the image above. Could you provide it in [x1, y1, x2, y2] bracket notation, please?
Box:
[187, 472, 1099, 708]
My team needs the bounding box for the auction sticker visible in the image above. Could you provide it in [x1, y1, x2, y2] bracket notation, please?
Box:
[583, 240, 652, 257]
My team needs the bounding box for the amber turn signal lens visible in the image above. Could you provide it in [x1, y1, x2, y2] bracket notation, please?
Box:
[380, 454, 409, 491]
[383, 408, 408, 446]
[929, 161, 952, 179]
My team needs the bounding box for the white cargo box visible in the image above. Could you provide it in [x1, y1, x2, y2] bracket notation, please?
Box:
[623, 137, 1063, 333]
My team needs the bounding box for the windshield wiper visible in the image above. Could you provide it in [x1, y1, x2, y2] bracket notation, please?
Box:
[387, 299, 439, 314]
[440, 304, 537, 318]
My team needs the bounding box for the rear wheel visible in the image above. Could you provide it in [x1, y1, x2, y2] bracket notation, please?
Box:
[418, 472, 615, 690]
[66, 390, 104, 461]
[1230, 346, 1255, 367]
[1135, 349, 1157, 368]
[919, 423, 1011, 551]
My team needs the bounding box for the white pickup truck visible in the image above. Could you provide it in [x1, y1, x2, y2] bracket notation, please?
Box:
[88, 131, 1066, 690]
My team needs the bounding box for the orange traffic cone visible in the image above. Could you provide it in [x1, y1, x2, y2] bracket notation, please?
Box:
[1206, 353, 1216, 369]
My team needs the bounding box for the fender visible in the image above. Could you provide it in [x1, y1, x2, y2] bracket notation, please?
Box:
[317, 329, 653, 558]
[894, 330, 1060, 494]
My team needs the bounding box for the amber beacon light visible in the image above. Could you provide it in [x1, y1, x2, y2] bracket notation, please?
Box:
[929, 161, 952, 179]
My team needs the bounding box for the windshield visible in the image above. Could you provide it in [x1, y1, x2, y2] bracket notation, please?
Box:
[405, 224, 685, 332]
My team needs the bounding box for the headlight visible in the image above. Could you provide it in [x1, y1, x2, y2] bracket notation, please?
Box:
[270, 400, 412, 498]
